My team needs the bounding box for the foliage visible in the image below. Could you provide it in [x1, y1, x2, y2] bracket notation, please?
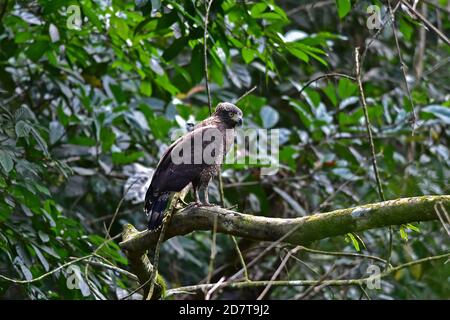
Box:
[0, 0, 449, 299]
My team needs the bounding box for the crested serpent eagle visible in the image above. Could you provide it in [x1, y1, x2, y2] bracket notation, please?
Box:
[144, 102, 243, 230]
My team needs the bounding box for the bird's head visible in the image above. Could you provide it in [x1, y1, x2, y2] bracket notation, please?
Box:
[214, 102, 243, 127]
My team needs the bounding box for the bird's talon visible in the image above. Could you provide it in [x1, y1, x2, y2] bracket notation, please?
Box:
[187, 202, 203, 208]
[203, 203, 216, 207]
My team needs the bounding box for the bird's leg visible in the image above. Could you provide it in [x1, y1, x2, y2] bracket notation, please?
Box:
[203, 186, 211, 206]
[193, 184, 202, 206]
[201, 180, 215, 207]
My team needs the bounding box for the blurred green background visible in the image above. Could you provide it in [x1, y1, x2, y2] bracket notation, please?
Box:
[0, 0, 449, 299]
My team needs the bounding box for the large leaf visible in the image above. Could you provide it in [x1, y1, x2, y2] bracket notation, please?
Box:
[422, 105, 450, 124]
[260, 106, 279, 128]
[336, 0, 351, 18]
[0, 150, 14, 173]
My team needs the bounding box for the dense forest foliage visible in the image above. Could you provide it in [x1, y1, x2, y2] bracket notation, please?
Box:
[0, 0, 449, 300]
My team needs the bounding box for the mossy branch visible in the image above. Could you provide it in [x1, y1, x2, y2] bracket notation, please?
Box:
[121, 195, 449, 254]
[121, 224, 166, 299]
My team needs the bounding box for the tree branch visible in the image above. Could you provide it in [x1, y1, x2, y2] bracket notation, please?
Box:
[400, 0, 450, 46]
[166, 252, 450, 296]
[120, 195, 449, 254]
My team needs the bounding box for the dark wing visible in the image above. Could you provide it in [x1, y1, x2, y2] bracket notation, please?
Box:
[147, 124, 218, 193]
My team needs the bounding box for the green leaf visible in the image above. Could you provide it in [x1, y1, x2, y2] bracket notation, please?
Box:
[31, 244, 50, 271]
[422, 105, 450, 124]
[109, 84, 127, 103]
[140, 81, 152, 97]
[49, 121, 65, 144]
[151, 0, 161, 10]
[147, 115, 173, 139]
[405, 223, 420, 233]
[0, 176, 6, 188]
[288, 47, 309, 63]
[0, 200, 13, 222]
[14, 257, 33, 281]
[162, 37, 188, 61]
[25, 41, 48, 62]
[336, 0, 351, 18]
[242, 47, 256, 64]
[112, 151, 145, 165]
[30, 127, 50, 156]
[256, 12, 284, 20]
[112, 17, 129, 41]
[289, 100, 313, 128]
[33, 181, 51, 196]
[100, 127, 116, 152]
[338, 78, 357, 99]
[155, 75, 179, 95]
[323, 84, 337, 107]
[250, 3, 268, 17]
[400, 226, 408, 241]
[399, 18, 414, 41]
[346, 232, 361, 251]
[0, 150, 14, 173]
[15, 120, 31, 137]
[260, 106, 279, 128]
[189, 45, 205, 84]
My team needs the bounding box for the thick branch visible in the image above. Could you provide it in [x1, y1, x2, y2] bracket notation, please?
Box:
[120, 195, 449, 254]
[121, 224, 166, 299]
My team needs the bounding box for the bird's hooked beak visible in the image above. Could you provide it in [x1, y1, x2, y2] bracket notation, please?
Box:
[232, 113, 243, 126]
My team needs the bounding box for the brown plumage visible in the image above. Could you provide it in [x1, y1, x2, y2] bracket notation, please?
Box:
[144, 102, 243, 230]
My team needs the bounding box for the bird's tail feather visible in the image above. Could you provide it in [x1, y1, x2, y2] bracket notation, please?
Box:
[145, 193, 170, 231]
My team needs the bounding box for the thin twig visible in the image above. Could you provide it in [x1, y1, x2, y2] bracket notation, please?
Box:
[227, 221, 305, 282]
[413, 1, 427, 79]
[121, 277, 150, 300]
[217, 176, 225, 206]
[434, 202, 450, 237]
[234, 86, 257, 104]
[295, 245, 391, 267]
[0, 236, 118, 284]
[146, 194, 180, 300]
[359, 284, 371, 300]
[257, 246, 301, 300]
[0, 255, 92, 284]
[355, 47, 390, 270]
[287, 0, 334, 16]
[84, 178, 140, 298]
[296, 264, 337, 299]
[231, 236, 249, 281]
[296, 73, 356, 97]
[422, 0, 450, 15]
[202, 1, 225, 297]
[354, 48, 385, 202]
[361, 1, 402, 65]
[206, 214, 218, 288]
[106, 178, 140, 239]
[204, 0, 214, 115]
[400, 0, 450, 46]
[205, 276, 225, 300]
[166, 252, 450, 295]
[388, 0, 417, 134]
[79, 256, 138, 281]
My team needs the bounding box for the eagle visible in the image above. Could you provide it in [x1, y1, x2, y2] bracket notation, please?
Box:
[144, 102, 243, 230]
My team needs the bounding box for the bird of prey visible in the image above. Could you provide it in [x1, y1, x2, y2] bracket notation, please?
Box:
[144, 102, 243, 230]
